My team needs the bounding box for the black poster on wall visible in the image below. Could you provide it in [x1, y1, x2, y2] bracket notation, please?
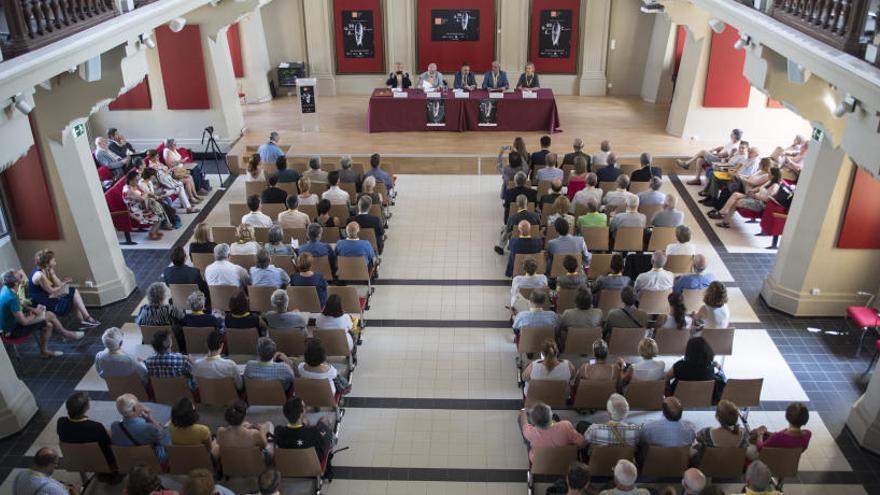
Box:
[538, 9, 572, 58]
[426, 99, 446, 126]
[431, 9, 480, 41]
[341, 10, 375, 58]
[299, 85, 316, 113]
[478, 99, 497, 126]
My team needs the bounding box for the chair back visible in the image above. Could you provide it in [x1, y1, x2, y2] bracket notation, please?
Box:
[641, 446, 690, 477]
[512, 252, 547, 277]
[588, 445, 636, 477]
[182, 326, 214, 354]
[337, 256, 370, 282]
[682, 288, 705, 313]
[673, 380, 715, 408]
[666, 255, 695, 275]
[321, 227, 341, 244]
[638, 204, 663, 224]
[165, 445, 214, 476]
[139, 324, 173, 348]
[245, 180, 266, 197]
[275, 447, 323, 477]
[229, 254, 257, 270]
[699, 447, 746, 478]
[702, 328, 735, 356]
[226, 327, 259, 355]
[247, 285, 276, 313]
[293, 377, 338, 408]
[555, 288, 577, 314]
[629, 181, 651, 195]
[59, 442, 112, 473]
[263, 203, 286, 218]
[655, 328, 690, 356]
[196, 377, 240, 406]
[254, 227, 271, 244]
[312, 256, 334, 280]
[562, 327, 603, 356]
[287, 286, 323, 313]
[105, 374, 150, 402]
[339, 182, 358, 203]
[244, 377, 287, 405]
[613, 227, 644, 252]
[549, 253, 582, 279]
[598, 181, 617, 195]
[587, 253, 613, 280]
[518, 326, 555, 354]
[532, 445, 579, 476]
[572, 380, 617, 409]
[208, 285, 240, 312]
[597, 289, 623, 316]
[228, 204, 249, 225]
[639, 289, 672, 315]
[270, 329, 307, 356]
[619, 163, 640, 176]
[720, 378, 763, 408]
[152, 376, 194, 405]
[544, 223, 560, 243]
[300, 204, 318, 219]
[112, 444, 162, 473]
[220, 446, 266, 477]
[277, 182, 297, 195]
[360, 228, 380, 254]
[271, 255, 295, 274]
[524, 379, 568, 408]
[582, 227, 610, 252]
[212, 226, 237, 244]
[169, 284, 199, 309]
[757, 447, 802, 480]
[191, 253, 214, 274]
[608, 327, 646, 356]
[623, 379, 665, 410]
[537, 180, 553, 199]
[328, 286, 363, 314]
[329, 203, 350, 221]
[314, 328, 352, 357]
[647, 226, 677, 252]
[283, 228, 308, 245]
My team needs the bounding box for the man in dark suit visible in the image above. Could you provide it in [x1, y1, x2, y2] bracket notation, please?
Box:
[260, 175, 288, 204]
[596, 153, 624, 183]
[506, 220, 543, 277]
[482, 60, 510, 90]
[346, 196, 385, 254]
[630, 152, 663, 182]
[163, 246, 210, 307]
[562, 138, 591, 171]
[274, 156, 300, 183]
[107, 128, 137, 158]
[453, 63, 477, 90]
[539, 179, 563, 211]
[495, 195, 541, 255]
[503, 171, 538, 223]
[530, 135, 552, 170]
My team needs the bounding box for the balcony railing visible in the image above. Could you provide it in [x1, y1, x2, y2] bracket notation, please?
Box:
[1, 0, 120, 59]
[770, 0, 870, 56]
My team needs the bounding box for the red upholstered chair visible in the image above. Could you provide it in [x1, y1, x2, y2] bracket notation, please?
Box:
[848, 292, 880, 357]
[97, 165, 113, 183]
[155, 141, 194, 165]
[760, 201, 788, 249]
[735, 207, 761, 223]
[104, 177, 149, 245]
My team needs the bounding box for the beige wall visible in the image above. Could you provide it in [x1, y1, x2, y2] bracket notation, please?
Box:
[261, 0, 307, 71]
[606, 0, 654, 96]
[0, 238, 21, 272]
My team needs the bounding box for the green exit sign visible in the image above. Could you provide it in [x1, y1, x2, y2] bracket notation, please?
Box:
[811, 127, 823, 143]
[73, 123, 86, 138]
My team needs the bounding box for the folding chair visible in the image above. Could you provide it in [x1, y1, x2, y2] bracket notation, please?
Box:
[228, 204, 249, 225]
[597, 289, 623, 316]
[209, 285, 240, 312]
[182, 326, 214, 355]
[229, 254, 257, 270]
[647, 227, 677, 252]
[287, 286, 324, 313]
[254, 227, 270, 243]
[271, 255, 295, 274]
[518, 326, 555, 364]
[699, 447, 746, 478]
[360, 228, 380, 254]
[562, 327, 603, 356]
[152, 376, 194, 405]
[312, 256, 334, 281]
[608, 328, 646, 356]
[682, 288, 705, 313]
[598, 182, 617, 195]
[247, 285, 276, 313]
[613, 227, 644, 252]
[196, 377, 240, 406]
[654, 328, 690, 356]
[572, 380, 616, 410]
[270, 329, 307, 357]
[321, 227, 342, 244]
[112, 444, 163, 474]
[244, 377, 288, 405]
[220, 446, 267, 477]
[190, 253, 214, 275]
[619, 163, 639, 176]
[588, 445, 635, 477]
[139, 325, 176, 350]
[283, 228, 308, 245]
[555, 287, 577, 314]
[720, 378, 763, 421]
[629, 181, 651, 194]
[337, 256, 373, 294]
[225, 327, 259, 355]
[529, 445, 579, 491]
[245, 180, 267, 197]
[105, 374, 150, 402]
[639, 289, 671, 315]
[212, 226, 237, 244]
[339, 182, 358, 203]
[524, 379, 568, 408]
[582, 227, 610, 252]
[666, 255, 695, 275]
[702, 328, 735, 367]
[513, 252, 547, 277]
[638, 204, 663, 224]
[623, 379, 665, 410]
[512, 224, 542, 239]
[59, 442, 112, 482]
[328, 285, 366, 321]
[640, 446, 690, 477]
[673, 380, 715, 408]
[587, 253, 613, 280]
[275, 447, 326, 492]
[549, 253, 582, 278]
[314, 328, 354, 370]
[758, 448, 802, 489]
[169, 283, 199, 309]
[263, 203, 286, 218]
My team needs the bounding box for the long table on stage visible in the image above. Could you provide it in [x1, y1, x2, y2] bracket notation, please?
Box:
[367, 88, 561, 133]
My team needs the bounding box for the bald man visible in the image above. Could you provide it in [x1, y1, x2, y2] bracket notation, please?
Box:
[482, 60, 509, 90]
[506, 219, 543, 277]
[682, 468, 707, 495]
[640, 397, 696, 448]
[672, 253, 716, 293]
[563, 138, 591, 171]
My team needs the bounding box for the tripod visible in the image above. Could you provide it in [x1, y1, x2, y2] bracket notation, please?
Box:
[201, 126, 227, 190]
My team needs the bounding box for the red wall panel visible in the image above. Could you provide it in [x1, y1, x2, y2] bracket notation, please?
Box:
[767, 97, 784, 108]
[674, 25, 686, 78]
[838, 167, 880, 249]
[334, 0, 385, 73]
[417, 0, 495, 73]
[155, 25, 211, 110]
[1, 119, 60, 240]
[227, 23, 244, 78]
[703, 25, 751, 108]
[108, 77, 152, 111]
[528, 0, 579, 74]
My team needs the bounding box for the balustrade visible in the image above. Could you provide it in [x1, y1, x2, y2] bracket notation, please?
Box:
[1, 0, 119, 58]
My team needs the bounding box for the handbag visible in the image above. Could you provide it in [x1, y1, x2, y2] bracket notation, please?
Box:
[333, 374, 352, 396]
[771, 182, 795, 209]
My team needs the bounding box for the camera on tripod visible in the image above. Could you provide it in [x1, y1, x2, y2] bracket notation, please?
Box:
[201, 126, 215, 144]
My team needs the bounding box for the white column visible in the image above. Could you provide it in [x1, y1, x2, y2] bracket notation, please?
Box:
[385, 0, 416, 72]
[665, 25, 709, 137]
[640, 13, 675, 104]
[238, 9, 273, 103]
[577, 0, 611, 96]
[203, 25, 245, 145]
[302, 0, 337, 95]
[0, 345, 37, 439]
[497, 0, 529, 81]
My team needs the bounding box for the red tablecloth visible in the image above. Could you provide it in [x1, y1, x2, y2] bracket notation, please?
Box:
[367, 88, 562, 133]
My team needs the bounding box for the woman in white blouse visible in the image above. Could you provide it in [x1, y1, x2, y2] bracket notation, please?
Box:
[297, 338, 339, 395]
[246, 154, 265, 182]
[694, 281, 730, 330]
[297, 177, 320, 206]
[521, 340, 575, 395]
[621, 337, 666, 384]
[229, 224, 260, 255]
[315, 294, 354, 351]
[665, 225, 696, 256]
[510, 258, 548, 314]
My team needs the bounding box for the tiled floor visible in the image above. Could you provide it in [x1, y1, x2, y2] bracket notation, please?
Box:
[1, 171, 879, 494]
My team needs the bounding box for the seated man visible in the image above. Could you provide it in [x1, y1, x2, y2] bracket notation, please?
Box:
[250, 248, 290, 289]
[111, 393, 170, 462]
[336, 222, 378, 270]
[338, 155, 361, 191]
[598, 460, 650, 495]
[503, 172, 538, 222]
[364, 153, 394, 198]
[163, 246, 209, 306]
[539, 179, 564, 211]
[386, 61, 412, 89]
[418, 63, 446, 90]
[630, 152, 662, 182]
[193, 330, 242, 391]
[506, 219, 543, 278]
[241, 194, 274, 229]
[512, 290, 560, 335]
[95, 327, 149, 385]
[94, 137, 131, 175]
[535, 153, 562, 182]
[322, 170, 351, 205]
[57, 392, 115, 467]
[273, 156, 301, 184]
[676, 128, 743, 185]
[596, 154, 623, 183]
[637, 177, 665, 206]
[651, 195, 685, 228]
[346, 196, 385, 254]
[547, 218, 591, 270]
[274, 397, 334, 460]
[563, 138, 590, 168]
[516, 62, 540, 89]
[244, 337, 295, 393]
[300, 223, 337, 275]
[603, 175, 636, 213]
[634, 251, 674, 294]
[257, 131, 287, 164]
[302, 156, 328, 184]
[107, 127, 137, 158]
[453, 63, 477, 91]
[13, 448, 78, 495]
[681, 469, 707, 495]
[482, 60, 509, 91]
[774, 135, 808, 182]
[0, 269, 67, 358]
[700, 143, 758, 202]
[604, 287, 648, 332]
[182, 291, 224, 331]
[531, 135, 552, 169]
[585, 394, 641, 450]
[495, 194, 540, 256]
[277, 194, 311, 230]
[144, 330, 195, 389]
[609, 195, 645, 233]
[639, 397, 696, 448]
[672, 254, 715, 293]
[205, 244, 250, 287]
[261, 175, 288, 204]
[519, 402, 585, 462]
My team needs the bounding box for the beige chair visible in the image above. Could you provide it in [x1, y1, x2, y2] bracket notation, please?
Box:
[220, 446, 267, 477]
[225, 327, 258, 355]
[139, 325, 177, 351]
[228, 204, 249, 225]
[702, 328, 735, 356]
[212, 226, 238, 244]
[277, 182, 297, 195]
[337, 256, 371, 283]
[666, 255, 695, 275]
[59, 442, 112, 475]
[208, 285, 240, 312]
[544, 223, 560, 244]
[191, 253, 214, 275]
[321, 227, 342, 244]
[640, 446, 690, 477]
[588, 445, 635, 477]
[245, 180, 267, 197]
[169, 283, 199, 309]
[275, 447, 325, 484]
[166, 444, 215, 474]
[112, 444, 163, 473]
[312, 256, 334, 280]
[518, 326, 555, 356]
[655, 328, 690, 356]
[572, 380, 616, 409]
[582, 227, 610, 252]
[619, 163, 640, 176]
[283, 228, 308, 245]
[152, 376, 194, 405]
[549, 252, 582, 278]
[293, 377, 338, 408]
[229, 254, 257, 270]
[597, 289, 623, 316]
[524, 379, 568, 408]
[758, 448, 802, 487]
[639, 289, 671, 315]
[699, 447, 747, 478]
[562, 327, 603, 356]
[270, 329, 307, 356]
[647, 226, 677, 252]
[196, 377, 240, 406]
[598, 182, 617, 195]
[638, 204, 663, 224]
[673, 380, 715, 408]
[682, 288, 705, 312]
[287, 286, 323, 313]
[531, 445, 579, 476]
[623, 379, 665, 410]
[314, 328, 352, 361]
[329, 203, 350, 221]
[182, 326, 214, 354]
[512, 252, 547, 277]
[244, 377, 288, 405]
[555, 287, 577, 314]
[300, 204, 318, 219]
[360, 227, 380, 254]
[613, 227, 644, 252]
[608, 328, 646, 356]
[328, 286, 363, 315]
[271, 255, 295, 274]
[587, 253, 613, 280]
[720, 378, 763, 409]
[247, 285, 276, 313]
[105, 374, 150, 402]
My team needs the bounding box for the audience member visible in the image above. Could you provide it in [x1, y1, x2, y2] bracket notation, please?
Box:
[672, 254, 715, 293]
[273, 156, 300, 184]
[505, 219, 542, 277]
[630, 152, 662, 181]
[30, 249, 99, 328]
[692, 400, 750, 463]
[712, 166, 782, 228]
[170, 397, 218, 458]
[244, 337, 295, 393]
[300, 223, 337, 274]
[95, 136, 131, 174]
[633, 251, 674, 293]
[336, 222, 378, 269]
[564, 461, 592, 495]
[339, 155, 361, 190]
[135, 282, 185, 328]
[744, 460, 780, 495]
[242, 194, 274, 228]
[183, 468, 235, 495]
[599, 459, 650, 495]
[163, 138, 209, 194]
[111, 393, 170, 462]
[531, 135, 553, 168]
[512, 137, 531, 170]
[189, 223, 217, 259]
[510, 258, 549, 313]
[257, 469, 283, 495]
[677, 128, 743, 184]
[13, 448, 79, 495]
[539, 179, 564, 212]
[548, 218, 591, 269]
[230, 223, 260, 255]
[572, 174, 603, 213]
[225, 290, 266, 335]
[637, 177, 665, 206]
[577, 198, 608, 233]
[297, 177, 319, 206]
[274, 397, 334, 459]
[144, 329, 194, 387]
[364, 153, 394, 196]
[346, 196, 384, 254]
[250, 248, 290, 289]
[522, 340, 575, 395]
[519, 402, 585, 462]
[316, 294, 356, 350]
[217, 399, 273, 460]
[359, 176, 387, 225]
[315, 198, 341, 229]
[263, 289, 308, 331]
[536, 153, 563, 182]
[622, 337, 666, 383]
[303, 156, 328, 183]
[297, 338, 342, 395]
[639, 397, 696, 447]
[95, 326, 149, 384]
[577, 339, 624, 384]
[596, 154, 623, 183]
[1, 270, 70, 357]
[263, 225, 295, 256]
[593, 140, 612, 168]
[496, 195, 540, 257]
[504, 172, 538, 221]
[163, 246, 209, 306]
[322, 170, 351, 205]
[754, 401, 812, 451]
[609, 194, 646, 233]
[257, 131, 286, 164]
[192, 329, 240, 386]
[57, 392, 115, 467]
[666, 225, 696, 256]
[680, 468, 707, 495]
[547, 195, 575, 228]
[556, 255, 587, 290]
[694, 281, 730, 329]
[585, 394, 641, 448]
[604, 175, 635, 213]
[122, 170, 167, 240]
[290, 252, 328, 306]
[512, 290, 560, 336]
[651, 195, 685, 228]
[205, 244, 250, 287]
[604, 287, 649, 333]
[561, 287, 603, 334]
[277, 194, 311, 230]
[592, 254, 630, 294]
[562, 138, 591, 169]
[124, 464, 166, 495]
[667, 337, 726, 396]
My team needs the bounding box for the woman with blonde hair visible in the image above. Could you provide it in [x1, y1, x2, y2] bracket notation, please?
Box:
[229, 224, 259, 255]
[358, 176, 387, 224]
[513, 136, 531, 169]
[621, 337, 665, 384]
[692, 399, 752, 464]
[547, 195, 574, 228]
[521, 339, 575, 395]
[30, 249, 99, 327]
[189, 223, 216, 259]
[297, 177, 319, 206]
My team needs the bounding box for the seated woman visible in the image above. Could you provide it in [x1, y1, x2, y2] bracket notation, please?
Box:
[655, 292, 692, 331]
[576, 198, 607, 233]
[575, 339, 623, 385]
[225, 290, 266, 336]
[246, 153, 265, 182]
[713, 166, 782, 228]
[182, 291, 224, 332]
[694, 281, 730, 330]
[621, 337, 665, 384]
[30, 249, 100, 328]
[250, 248, 290, 289]
[170, 397, 218, 459]
[516, 62, 540, 90]
[547, 195, 575, 228]
[298, 177, 319, 206]
[262, 289, 307, 331]
[263, 225, 295, 257]
[189, 223, 217, 260]
[692, 399, 752, 464]
[510, 258, 548, 315]
[591, 253, 630, 294]
[315, 294, 355, 351]
[140, 168, 182, 226]
[95, 327, 148, 384]
[566, 157, 589, 201]
[665, 225, 696, 256]
[358, 176, 387, 224]
[148, 148, 201, 204]
[122, 170, 167, 240]
[230, 223, 260, 255]
[556, 255, 587, 290]
[521, 340, 574, 395]
[290, 252, 328, 307]
[314, 199, 341, 229]
[296, 338, 342, 396]
[560, 287, 603, 338]
[163, 138, 209, 194]
[149, 157, 200, 214]
[753, 402, 811, 451]
[217, 399, 273, 462]
[666, 336, 726, 396]
[135, 281, 185, 328]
